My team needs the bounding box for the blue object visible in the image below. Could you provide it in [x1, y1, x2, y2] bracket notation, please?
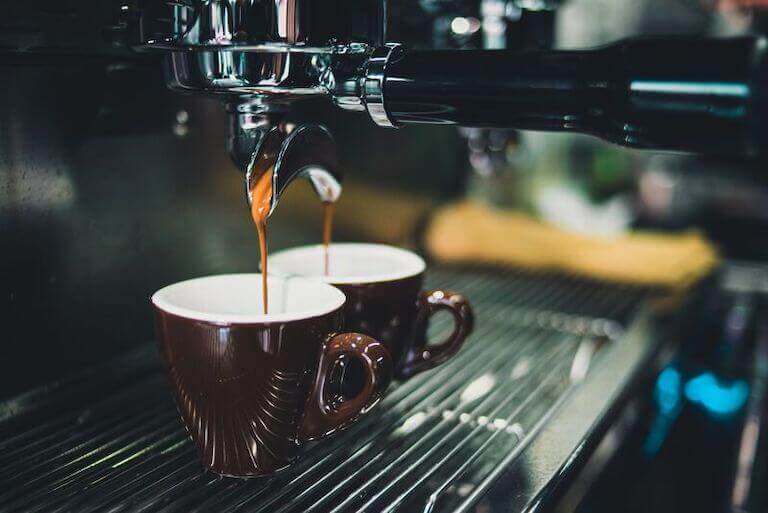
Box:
[655, 366, 683, 414]
[643, 366, 684, 455]
[684, 372, 749, 417]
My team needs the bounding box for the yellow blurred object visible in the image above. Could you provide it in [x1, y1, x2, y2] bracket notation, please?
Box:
[426, 201, 719, 289]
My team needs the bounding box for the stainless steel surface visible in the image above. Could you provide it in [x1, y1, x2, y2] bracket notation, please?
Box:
[231, 111, 342, 214]
[134, 0, 384, 99]
[133, 0, 385, 52]
[165, 50, 330, 97]
[476, 308, 655, 513]
[131, 0, 381, 209]
[360, 45, 402, 128]
[0, 266, 658, 513]
[729, 309, 768, 513]
[719, 263, 768, 513]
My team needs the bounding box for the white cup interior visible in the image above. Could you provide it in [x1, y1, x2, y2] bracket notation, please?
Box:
[268, 243, 426, 284]
[151, 274, 345, 323]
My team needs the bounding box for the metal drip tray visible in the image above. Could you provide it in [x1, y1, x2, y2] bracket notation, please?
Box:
[0, 267, 660, 513]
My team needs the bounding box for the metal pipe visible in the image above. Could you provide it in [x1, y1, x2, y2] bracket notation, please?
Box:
[378, 37, 767, 157]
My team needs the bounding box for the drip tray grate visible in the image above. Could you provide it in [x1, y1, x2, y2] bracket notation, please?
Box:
[0, 267, 659, 513]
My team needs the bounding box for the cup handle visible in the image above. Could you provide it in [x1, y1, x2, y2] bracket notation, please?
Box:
[299, 332, 392, 441]
[399, 290, 474, 379]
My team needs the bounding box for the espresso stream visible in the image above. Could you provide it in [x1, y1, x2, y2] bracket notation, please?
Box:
[249, 167, 273, 315]
[249, 173, 336, 314]
[322, 201, 335, 276]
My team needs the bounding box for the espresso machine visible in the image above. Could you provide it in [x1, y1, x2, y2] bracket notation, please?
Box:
[125, 0, 767, 215]
[2, 1, 768, 512]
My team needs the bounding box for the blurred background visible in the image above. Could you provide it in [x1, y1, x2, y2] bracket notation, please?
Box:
[4, 0, 767, 394]
[3, 1, 768, 512]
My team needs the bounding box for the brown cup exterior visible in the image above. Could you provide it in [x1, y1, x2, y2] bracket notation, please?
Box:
[334, 272, 474, 380]
[153, 307, 392, 478]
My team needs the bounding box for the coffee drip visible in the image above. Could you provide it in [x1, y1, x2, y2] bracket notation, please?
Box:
[249, 168, 273, 315]
[249, 171, 337, 314]
[322, 201, 335, 276]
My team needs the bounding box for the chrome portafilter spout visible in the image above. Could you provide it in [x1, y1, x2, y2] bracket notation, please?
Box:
[228, 103, 342, 216]
[126, 0, 376, 214]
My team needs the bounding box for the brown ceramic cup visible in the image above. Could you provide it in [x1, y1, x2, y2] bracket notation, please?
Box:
[151, 274, 392, 477]
[269, 243, 474, 379]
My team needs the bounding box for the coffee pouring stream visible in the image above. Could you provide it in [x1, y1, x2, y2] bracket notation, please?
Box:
[230, 110, 342, 314]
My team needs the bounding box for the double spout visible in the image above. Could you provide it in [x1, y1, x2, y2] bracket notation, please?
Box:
[227, 104, 342, 217]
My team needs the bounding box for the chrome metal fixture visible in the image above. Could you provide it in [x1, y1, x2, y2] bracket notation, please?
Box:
[131, 0, 384, 212]
[130, 0, 768, 215]
[228, 105, 341, 215]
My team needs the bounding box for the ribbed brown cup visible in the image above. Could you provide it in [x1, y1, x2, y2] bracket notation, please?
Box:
[335, 274, 473, 379]
[152, 275, 392, 477]
[269, 244, 474, 379]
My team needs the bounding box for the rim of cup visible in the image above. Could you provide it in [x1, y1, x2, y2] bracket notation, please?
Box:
[268, 243, 426, 284]
[151, 273, 346, 324]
